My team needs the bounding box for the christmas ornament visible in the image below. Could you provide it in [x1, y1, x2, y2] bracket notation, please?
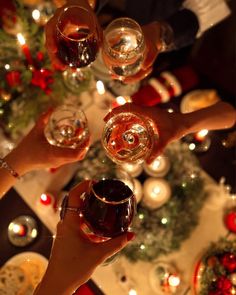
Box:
[216, 276, 232, 292]
[0, 89, 11, 101]
[121, 163, 143, 178]
[31, 68, 54, 94]
[133, 178, 143, 203]
[220, 253, 236, 273]
[224, 211, 236, 233]
[230, 273, 236, 286]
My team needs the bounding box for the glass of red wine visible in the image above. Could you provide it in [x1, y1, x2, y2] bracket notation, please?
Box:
[56, 5, 99, 88]
[80, 168, 136, 240]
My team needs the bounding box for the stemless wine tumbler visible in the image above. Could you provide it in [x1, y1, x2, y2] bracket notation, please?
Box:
[44, 104, 90, 149]
[102, 17, 146, 79]
[102, 112, 157, 164]
[80, 168, 136, 239]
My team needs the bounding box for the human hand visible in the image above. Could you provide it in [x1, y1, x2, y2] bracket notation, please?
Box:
[45, 0, 102, 70]
[9, 109, 90, 174]
[35, 181, 135, 295]
[104, 103, 186, 163]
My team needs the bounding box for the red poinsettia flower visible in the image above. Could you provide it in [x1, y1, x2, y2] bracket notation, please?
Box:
[31, 68, 54, 94]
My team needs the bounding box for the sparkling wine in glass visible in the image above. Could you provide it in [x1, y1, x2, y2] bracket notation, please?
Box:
[56, 5, 99, 68]
[102, 112, 156, 164]
[44, 104, 90, 149]
[81, 178, 136, 239]
[102, 17, 145, 79]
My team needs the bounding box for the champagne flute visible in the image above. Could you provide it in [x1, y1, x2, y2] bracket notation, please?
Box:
[102, 112, 157, 164]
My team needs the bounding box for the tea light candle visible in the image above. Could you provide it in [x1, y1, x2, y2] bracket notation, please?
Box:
[8, 216, 38, 247]
[36, 193, 56, 214]
[133, 178, 143, 203]
[144, 155, 170, 177]
[143, 178, 171, 209]
[121, 163, 143, 177]
[194, 129, 209, 142]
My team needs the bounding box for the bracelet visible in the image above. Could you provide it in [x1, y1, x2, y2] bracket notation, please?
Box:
[0, 158, 20, 179]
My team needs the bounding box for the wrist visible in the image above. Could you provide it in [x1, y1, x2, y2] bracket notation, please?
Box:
[4, 148, 34, 176]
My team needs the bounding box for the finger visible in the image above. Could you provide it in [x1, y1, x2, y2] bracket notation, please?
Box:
[98, 232, 135, 258]
[35, 107, 54, 129]
[146, 136, 165, 164]
[45, 17, 58, 54]
[68, 180, 92, 208]
[142, 43, 158, 70]
[103, 103, 143, 122]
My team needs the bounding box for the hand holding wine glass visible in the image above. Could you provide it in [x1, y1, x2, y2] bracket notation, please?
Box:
[35, 180, 135, 295]
[102, 20, 167, 84]
[45, 0, 102, 70]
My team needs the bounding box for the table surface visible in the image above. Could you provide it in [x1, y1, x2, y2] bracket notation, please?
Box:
[0, 85, 233, 295]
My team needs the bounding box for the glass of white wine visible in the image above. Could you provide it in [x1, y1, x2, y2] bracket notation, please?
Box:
[102, 17, 146, 80]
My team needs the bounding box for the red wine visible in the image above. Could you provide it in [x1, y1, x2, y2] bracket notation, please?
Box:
[82, 179, 136, 238]
[57, 30, 99, 68]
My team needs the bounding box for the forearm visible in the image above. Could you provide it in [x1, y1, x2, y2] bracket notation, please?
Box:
[181, 101, 236, 135]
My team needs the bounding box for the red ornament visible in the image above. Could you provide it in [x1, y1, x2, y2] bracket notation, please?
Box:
[224, 211, 236, 233]
[216, 276, 232, 291]
[6, 71, 21, 87]
[36, 51, 44, 62]
[220, 253, 236, 273]
[31, 68, 54, 94]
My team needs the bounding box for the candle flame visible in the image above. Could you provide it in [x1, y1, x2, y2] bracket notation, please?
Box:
[17, 33, 26, 45]
[129, 289, 137, 295]
[116, 96, 126, 105]
[32, 9, 40, 21]
[196, 129, 208, 141]
[96, 80, 106, 95]
[168, 274, 180, 287]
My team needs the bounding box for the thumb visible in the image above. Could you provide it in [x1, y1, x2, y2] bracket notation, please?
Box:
[98, 232, 135, 258]
[36, 107, 54, 128]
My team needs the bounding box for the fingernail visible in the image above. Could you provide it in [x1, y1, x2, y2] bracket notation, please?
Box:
[127, 232, 135, 241]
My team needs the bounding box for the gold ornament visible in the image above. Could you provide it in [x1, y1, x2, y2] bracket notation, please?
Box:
[0, 89, 11, 101]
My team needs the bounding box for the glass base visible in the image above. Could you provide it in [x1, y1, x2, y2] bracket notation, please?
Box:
[63, 68, 92, 94]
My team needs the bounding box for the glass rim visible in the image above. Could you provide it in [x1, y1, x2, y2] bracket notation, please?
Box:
[103, 17, 145, 55]
[56, 5, 96, 42]
[91, 179, 134, 205]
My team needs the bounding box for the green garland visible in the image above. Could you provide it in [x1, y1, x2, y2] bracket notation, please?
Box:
[0, 0, 91, 139]
[67, 140, 208, 262]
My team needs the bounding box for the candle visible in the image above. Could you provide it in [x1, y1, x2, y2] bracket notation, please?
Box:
[143, 178, 171, 209]
[194, 129, 209, 142]
[168, 274, 181, 287]
[40, 193, 53, 206]
[11, 223, 27, 237]
[17, 33, 33, 65]
[8, 215, 38, 247]
[144, 155, 170, 177]
[121, 163, 143, 177]
[133, 178, 143, 203]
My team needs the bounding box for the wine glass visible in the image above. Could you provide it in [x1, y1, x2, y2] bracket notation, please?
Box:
[56, 5, 100, 87]
[80, 167, 136, 240]
[102, 112, 156, 164]
[44, 104, 90, 149]
[102, 17, 145, 80]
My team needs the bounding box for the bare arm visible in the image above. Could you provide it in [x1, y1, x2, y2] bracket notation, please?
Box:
[0, 111, 89, 199]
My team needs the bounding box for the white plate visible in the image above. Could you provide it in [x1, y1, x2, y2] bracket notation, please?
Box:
[5, 251, 48, 270]
[180, 89, 219, 114]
